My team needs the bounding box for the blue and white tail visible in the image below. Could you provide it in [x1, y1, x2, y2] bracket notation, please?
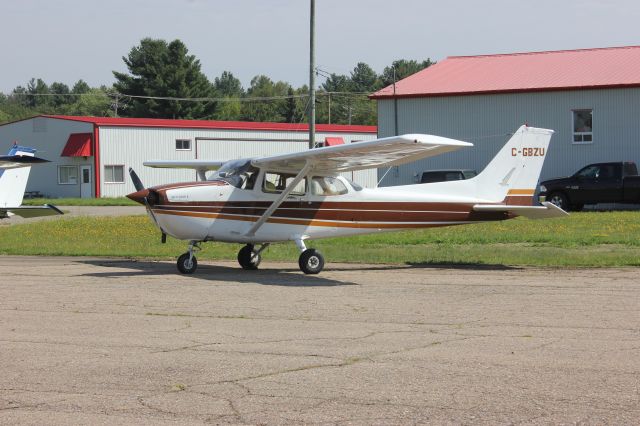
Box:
[0, 145, 36, 208]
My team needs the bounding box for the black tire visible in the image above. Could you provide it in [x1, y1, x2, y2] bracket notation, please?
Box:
[177, 252, 197, 274]
[237, 245, 261, 270]
[298, 249, 324, 274]
[547, 192, 569, 211]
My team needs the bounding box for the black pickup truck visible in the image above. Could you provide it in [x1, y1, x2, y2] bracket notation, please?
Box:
[539, 162, 640, 211]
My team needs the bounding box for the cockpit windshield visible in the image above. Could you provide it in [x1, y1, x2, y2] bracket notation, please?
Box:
[208, 159, 259, 189]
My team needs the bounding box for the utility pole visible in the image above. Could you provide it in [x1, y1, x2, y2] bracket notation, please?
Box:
[308, 0, 316, 149]
[328, 93, 331, 125]
[393, 65, 398, 135]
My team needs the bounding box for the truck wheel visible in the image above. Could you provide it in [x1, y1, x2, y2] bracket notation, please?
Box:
[548, 192, 569, 210]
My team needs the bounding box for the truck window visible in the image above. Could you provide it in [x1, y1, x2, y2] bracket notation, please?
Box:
[575, 165, 600, 179]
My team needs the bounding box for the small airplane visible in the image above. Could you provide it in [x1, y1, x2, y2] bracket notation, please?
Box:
[0, 143, 63, 219]
[127, 125, 567, 275]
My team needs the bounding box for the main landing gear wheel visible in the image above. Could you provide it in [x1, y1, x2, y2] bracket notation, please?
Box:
[177, 252, 197, 274]
[238, 245, 261, 270]
[299, 249, 324, 274]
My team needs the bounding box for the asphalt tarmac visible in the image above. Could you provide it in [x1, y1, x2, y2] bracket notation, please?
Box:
[0, 256, 638, 424]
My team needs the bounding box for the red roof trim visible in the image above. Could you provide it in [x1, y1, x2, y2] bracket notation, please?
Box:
[61, 133, 93, 157]
[40, 115, 376, 134]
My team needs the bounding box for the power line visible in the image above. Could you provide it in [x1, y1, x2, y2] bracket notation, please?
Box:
[2, 90, 374, 103]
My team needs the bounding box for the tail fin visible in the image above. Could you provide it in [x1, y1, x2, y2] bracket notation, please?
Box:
[474, 125, 554, 205]
[0, 145, 35, 208]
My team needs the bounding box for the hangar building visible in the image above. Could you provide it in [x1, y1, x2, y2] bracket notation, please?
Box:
[0, 115, 377, 198]
[371, 45, 640, 186]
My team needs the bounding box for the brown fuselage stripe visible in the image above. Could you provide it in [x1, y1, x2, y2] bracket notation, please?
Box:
[507, 189, 536, 195]
[152, 209, 481, 229]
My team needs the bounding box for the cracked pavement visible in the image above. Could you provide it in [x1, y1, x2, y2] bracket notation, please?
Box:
[0, 256, 639, 424]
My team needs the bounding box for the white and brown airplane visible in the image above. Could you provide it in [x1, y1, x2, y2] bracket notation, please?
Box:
[127, 125, 567, 275]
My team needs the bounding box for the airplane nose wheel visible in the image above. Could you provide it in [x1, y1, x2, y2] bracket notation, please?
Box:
[299, 249, 324, 274]
[177, 241, 200, 274]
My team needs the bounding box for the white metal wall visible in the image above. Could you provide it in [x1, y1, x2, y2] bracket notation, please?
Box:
[0, 117, 93, 198]
[377, 87, 640, 186]
[99, 127, 377, 197]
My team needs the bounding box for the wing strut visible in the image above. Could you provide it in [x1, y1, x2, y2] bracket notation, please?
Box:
[244, 161, 312, 237]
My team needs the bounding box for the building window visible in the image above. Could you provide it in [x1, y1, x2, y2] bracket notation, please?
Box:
[176, 139, 191, 150]
[58, 166, 78, 185]
[104, 165, 125, 183]
[572, 109, 593, 143]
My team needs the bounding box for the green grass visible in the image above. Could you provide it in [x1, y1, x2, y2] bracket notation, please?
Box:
[22, 197, 138, 206]
[1, 212, 640, 267]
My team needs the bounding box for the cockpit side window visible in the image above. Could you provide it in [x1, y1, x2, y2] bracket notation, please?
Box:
[262, 172, 306, 195]
[209, 159, 259, 189]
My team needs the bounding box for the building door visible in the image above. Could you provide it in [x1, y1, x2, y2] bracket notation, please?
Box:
[80, 165, 92, 198]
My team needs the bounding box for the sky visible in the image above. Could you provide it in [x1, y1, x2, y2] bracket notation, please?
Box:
[1, 0, 639, 93]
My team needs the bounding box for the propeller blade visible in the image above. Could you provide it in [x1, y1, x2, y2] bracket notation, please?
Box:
[129, 167, 144, 191]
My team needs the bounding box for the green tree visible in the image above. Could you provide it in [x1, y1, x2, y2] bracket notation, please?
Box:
[64, 87, 113, 117]
[72, 79, 91, 94]
[214, 71, 243, 97]
[350, 62, 381, 93]
[380, 59, 434, 87]
[241, 75, 291, 122]
[49, 82, 73, 109]
[113, 38, 216, 119]
[212, 71, 243, 121]
[25, 78, 51, 109]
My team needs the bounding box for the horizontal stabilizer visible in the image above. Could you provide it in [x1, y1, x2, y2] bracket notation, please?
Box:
[1, 204, 64, 219]
[473, 201, 568, 219]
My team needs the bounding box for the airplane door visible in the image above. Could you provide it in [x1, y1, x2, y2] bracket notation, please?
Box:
[80, 165, 92, 198]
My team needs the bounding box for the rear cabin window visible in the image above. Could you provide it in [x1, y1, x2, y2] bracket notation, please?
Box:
[310, 176, 348, 196]
[262, 172, 306, 195]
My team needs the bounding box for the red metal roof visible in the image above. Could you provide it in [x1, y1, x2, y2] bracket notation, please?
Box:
[371, 45, 640, 99]
[60, 133, 93, 157]
[42, 115, 376, 134]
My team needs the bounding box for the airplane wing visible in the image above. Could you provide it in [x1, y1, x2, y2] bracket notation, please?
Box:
[0, 204, 64, 219]
[473, 202, 568, 219]
[143, 160, 226, 181]
[251, 134, 473, 174]
[0, 154, 50, 170]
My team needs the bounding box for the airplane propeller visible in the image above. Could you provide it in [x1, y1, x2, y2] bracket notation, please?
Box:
[128, 168, 167, 243]
[129, 167, 144, 192]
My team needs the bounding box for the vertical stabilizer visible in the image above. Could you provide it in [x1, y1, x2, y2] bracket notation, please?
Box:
[474, 126, 554, 205]
[0, 145, 35, 208]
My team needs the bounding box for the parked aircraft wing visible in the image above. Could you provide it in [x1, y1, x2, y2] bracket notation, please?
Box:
[0, 204, 63, 219]
[0, 155, 50, 170]
[143, 160, 226, 171]
[250, 134, 473, 174]
[473, 202, 568, 219]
